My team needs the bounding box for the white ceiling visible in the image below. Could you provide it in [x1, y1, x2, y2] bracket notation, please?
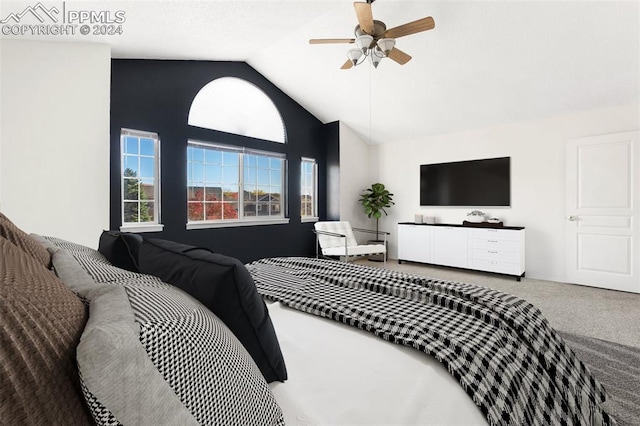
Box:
[2, 0, 638, 144]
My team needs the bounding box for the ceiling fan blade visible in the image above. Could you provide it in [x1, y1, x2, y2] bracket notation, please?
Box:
[341, 59, 354, 70]
[384, 16, 435, 39]
[309, 38, 355, 44]
[354, 2, 374, 34]
[387, 47, 412, 65]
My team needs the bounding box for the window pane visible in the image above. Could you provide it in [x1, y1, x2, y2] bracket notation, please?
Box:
[140, 157, 154, 178]
[205, 202, 222, 220]
[257, 156, 269, 169]
[123, 178, 138, 201]
[188, 186, 202, 202]
[258, 169, 269, 184]
[123, 202, 139, 223]
[188, 77, 286, 143]
[125, 136, 138, 154]
[222, 201, 239, 219]
[223, 151, 238, 164]
[205, 186, 221, 201]
[142, 202, 155, 221]
[270, 158, 282, 170]
[245, 154, 256, 168]
[205, 149, 222, 164]
[192, 147, 204, 162]
[191, 163, 204, 182]
[244, 168, 257, 184]
[270, 170, 281, 184]
[188, 201, 204, 221]
[140, 138, 155, 156]
[205, 164, 220, 183]
[223, 166, 238, 184]
[124, 156, 138, 175]
[223, 189, 238, 201]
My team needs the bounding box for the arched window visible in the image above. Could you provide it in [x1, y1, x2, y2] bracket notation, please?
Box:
[188, 77, 286, 143]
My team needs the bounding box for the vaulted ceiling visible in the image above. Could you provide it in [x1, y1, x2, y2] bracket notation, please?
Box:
[2, 0, 638, 144]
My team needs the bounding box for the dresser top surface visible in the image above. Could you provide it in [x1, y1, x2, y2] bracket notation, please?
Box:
[398, 222, 525, 231]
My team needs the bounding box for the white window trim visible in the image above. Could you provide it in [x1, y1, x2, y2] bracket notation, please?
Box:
[301, 157, 318, 220]
[120, 223, 165, 233]
[186, 217, 290, 230]
[187, 140, 288, 228]
[120, 128, 162, 231]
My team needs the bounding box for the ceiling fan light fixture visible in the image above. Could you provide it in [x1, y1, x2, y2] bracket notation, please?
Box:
[377, 38, 395, 56]
[370, 50, 383, 68]
[355, 34, 373, 53]
[347, 48, 363, 65]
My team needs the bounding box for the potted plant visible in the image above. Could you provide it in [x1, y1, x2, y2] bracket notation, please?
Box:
[359, 183, 394, 260]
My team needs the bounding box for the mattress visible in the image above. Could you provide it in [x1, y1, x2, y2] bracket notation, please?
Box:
[267, 301, 487, 425]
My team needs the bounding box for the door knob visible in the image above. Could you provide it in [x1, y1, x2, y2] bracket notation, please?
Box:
[568, 215, 578, 221]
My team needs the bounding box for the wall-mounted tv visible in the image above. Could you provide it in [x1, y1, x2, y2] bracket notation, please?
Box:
[420, 157, 511, 207]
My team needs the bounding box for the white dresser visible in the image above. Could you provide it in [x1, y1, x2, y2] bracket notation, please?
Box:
[397, 223, 526, 280]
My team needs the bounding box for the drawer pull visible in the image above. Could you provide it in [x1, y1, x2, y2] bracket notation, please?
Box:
[487, 250, 498, 254]
[488, 240, 498, 243]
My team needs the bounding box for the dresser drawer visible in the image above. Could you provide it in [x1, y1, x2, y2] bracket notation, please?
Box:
[469, 238, 519, 251]
[469, 248, 520, 263]
[468, 258, 523, 275]
[469, 228, 522, 241]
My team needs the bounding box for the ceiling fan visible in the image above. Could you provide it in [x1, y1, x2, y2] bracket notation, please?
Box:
[309, 0, 435, 69]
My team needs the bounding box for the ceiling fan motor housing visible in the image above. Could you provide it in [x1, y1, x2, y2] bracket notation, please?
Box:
[355, 20, 387, 40]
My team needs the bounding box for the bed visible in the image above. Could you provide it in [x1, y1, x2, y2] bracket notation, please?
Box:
[247, 256, 615, 426]
[0, 212, 616, 426]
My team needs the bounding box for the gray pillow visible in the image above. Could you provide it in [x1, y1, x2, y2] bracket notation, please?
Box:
[50, 241, 285, 426]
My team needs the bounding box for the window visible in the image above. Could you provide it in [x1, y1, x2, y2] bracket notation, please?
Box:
[120, 129, 162, 232]
[301, 157, 318, 221]
[187, 141, 288, 228]
[188, 77, 286, 143]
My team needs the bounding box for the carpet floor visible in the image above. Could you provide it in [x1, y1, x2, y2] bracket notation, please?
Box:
[559, 332, 640, 426]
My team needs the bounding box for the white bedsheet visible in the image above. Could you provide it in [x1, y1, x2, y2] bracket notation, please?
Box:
[267, 301, 488, 426]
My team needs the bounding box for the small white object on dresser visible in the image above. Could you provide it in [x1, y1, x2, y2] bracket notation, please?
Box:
[397, 223, 526, 281]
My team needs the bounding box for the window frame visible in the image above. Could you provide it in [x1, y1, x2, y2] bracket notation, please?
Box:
[186, 140, 290, 229]
[120, 128, 163, 232]
[300, 157, 319, 223]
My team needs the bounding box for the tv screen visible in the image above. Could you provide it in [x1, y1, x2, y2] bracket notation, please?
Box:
[420, 157, 511, 207]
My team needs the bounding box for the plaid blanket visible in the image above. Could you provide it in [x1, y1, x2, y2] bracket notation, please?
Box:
[246, 257, 616, 426]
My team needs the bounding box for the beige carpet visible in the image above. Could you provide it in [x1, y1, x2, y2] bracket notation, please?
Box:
[356, 259, 640, 349]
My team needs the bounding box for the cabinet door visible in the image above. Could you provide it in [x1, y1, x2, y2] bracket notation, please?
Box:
[431, 227, 468, 267]
[398, 224, 431, 263]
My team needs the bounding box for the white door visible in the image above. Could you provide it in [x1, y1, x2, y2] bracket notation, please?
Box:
[565, 131, 639, 293]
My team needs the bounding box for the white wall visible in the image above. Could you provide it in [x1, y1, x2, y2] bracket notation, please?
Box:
[372, 103, 639, 282]
[0, 40, 110, 248]
[339, 122, 376, 234]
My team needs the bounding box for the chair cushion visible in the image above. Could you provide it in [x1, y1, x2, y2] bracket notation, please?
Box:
[315, 221, 359, 248]
[322, 244, 386, 257]
[0, 236, 92, 425]
[138, 238, 287, 383]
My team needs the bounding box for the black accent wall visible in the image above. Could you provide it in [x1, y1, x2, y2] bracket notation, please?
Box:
[110, 60, 338, 262]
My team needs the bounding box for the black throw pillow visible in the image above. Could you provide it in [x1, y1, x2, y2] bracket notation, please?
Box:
[138, 238, 287, 383]
[98, 231, 144, 272]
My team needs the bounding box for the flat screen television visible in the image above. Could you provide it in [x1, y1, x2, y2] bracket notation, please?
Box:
[420, 157, 511, 207]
